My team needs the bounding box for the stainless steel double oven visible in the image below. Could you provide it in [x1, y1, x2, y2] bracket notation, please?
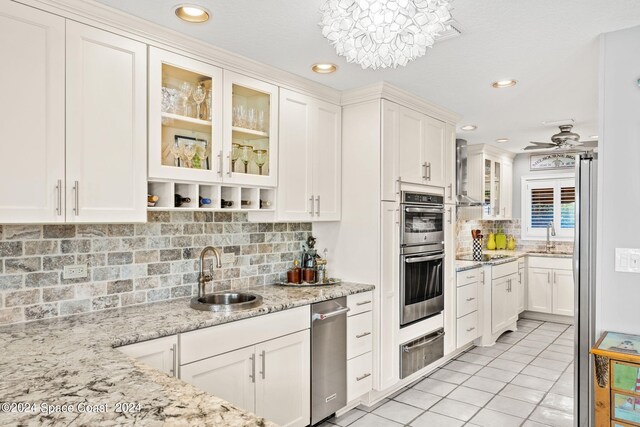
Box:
[400, 191, 445, 327]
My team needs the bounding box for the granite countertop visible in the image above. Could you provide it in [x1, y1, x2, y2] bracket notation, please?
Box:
[455, 250, 573, 271]
[0, 282, 374, 426]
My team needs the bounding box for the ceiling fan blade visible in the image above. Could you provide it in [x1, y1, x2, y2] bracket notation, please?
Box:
[524, 144, 556, 151]
[529, 141, 554, 146]
[578, 140, 598, 147]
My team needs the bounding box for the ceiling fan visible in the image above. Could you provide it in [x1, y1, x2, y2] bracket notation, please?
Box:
[524, 125, 598, 151]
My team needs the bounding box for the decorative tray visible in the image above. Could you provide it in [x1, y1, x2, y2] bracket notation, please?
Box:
[274, 278, 342, 287]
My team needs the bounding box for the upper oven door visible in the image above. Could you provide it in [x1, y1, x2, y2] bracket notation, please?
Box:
[401, 205, 445, 246]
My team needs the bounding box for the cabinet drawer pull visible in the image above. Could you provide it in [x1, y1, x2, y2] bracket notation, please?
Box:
[466, 275, 475, 279]
[465, 297, 475, 302]
[249, 354, 255, 383]
[356, 373, 371, 382]
[356, 300, 372, 306]
[169, 343, 177, 377]
[356, 332, 371, 339]
[259, 350, 266, 379]
[466, 327, 476, 332]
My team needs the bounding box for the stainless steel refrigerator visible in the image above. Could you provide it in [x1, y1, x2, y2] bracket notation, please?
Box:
[574, 152, 597, 427]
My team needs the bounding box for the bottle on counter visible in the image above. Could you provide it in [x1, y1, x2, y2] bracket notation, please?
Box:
[174, 194, 191, 207]
[287, 260, 302, 284]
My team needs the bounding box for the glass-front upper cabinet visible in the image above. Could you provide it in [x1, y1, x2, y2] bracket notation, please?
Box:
[148, 47, 223, 181]
[482, 156, 503, 219]
[223, 71, 278, 187]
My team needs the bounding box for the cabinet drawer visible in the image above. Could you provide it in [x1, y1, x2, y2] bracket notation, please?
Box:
[457, 283, 478, 318]
[347, 291, 373, 317]
[492, 261, 518, 279]
[347, 352, 372, 402]
[347, 312, 373, 359]
[457, 269, 480, 286]
[528, 256, 572, 270]
[181, 305, 309, 365]
[456, 311, 478, 348]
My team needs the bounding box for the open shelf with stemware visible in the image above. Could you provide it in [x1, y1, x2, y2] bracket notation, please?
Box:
[147, 180, 276, 212]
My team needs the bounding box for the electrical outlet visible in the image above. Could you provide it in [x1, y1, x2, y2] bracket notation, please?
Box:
[63, 264, 87, 279]
[615, 248, 640, 273]
[221, 253, 235, 265]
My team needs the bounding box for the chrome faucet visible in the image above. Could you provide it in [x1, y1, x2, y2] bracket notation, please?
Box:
[198, 246, 222, 298]
[546, 222, 556, 253]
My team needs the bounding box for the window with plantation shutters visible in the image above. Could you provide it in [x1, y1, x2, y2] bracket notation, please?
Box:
[522, 176, 575, 240]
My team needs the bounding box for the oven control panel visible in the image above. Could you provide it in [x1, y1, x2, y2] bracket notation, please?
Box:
[403, 192, 444, 205]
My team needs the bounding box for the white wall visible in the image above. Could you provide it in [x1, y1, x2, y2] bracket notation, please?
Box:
[511, 153, 574, 219]
[597, 25, 640, 335]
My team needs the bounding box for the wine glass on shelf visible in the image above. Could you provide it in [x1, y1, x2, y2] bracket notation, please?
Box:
[231, 142, 241, 172]
[239, 144, 253, 173]
[182, 141, 197, 168]
[170, 141, 183, 167]
[248, 108, 257, 130]
[257, 110, 266, 133]
[193, 84, 206, 120]
[178, 82, 194, 117]
[253, 149, 268, 175]
[206, 89, 212, 121]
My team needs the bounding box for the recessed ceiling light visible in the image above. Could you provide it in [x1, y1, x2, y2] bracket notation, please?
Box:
[460, 125, 477, 131]
[589, 135, 599, 139]
[311, 63, 337, 74]
[491, 80, 517, 89]
[496, 138, 509, 143]
[175, 4, 210, 23]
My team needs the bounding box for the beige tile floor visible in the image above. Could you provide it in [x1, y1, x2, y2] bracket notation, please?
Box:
[321, 320, 574, 427]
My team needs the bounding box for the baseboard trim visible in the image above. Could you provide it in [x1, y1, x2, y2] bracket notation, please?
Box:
[520, 311, 574, 325]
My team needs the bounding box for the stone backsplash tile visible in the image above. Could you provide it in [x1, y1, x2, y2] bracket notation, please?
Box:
[456, 218, 574, 255]
[0, 212, 312, 325]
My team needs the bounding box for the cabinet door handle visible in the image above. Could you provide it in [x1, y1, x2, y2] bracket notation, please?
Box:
[356, 300, 372, 306]
[218, 150, 223, 177]
[422, 162, 428, 180]
[73, 181, 79, 216]
[447, 207, 452, 224]
[56, 180, 62, 216]
[227, 153, 233, 177]
[356, 373, 371, 381]
[315, 196, 320, 216]
[249, 354, 255, 383]
[309, 195, 314, 216]
[548, 271, 551, 283]
[553, 271, 556, 284]
[259, 350, 266, 379]
[356, 332, 372, 339]
[465, 297, 475, 302]
[395, 208, 399, 225]
[448, 183, 453, 200]
[427, 162, 432, 181]
[466, 327, 476, 332]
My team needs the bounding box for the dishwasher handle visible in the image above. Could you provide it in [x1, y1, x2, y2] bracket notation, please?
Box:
[312, 306, 350, 321]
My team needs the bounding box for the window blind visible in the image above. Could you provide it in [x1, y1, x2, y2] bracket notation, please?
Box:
[531, 187, 554, 229]
[560, 186, 576, 229]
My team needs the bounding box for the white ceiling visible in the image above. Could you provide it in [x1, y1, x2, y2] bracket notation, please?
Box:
[96, 0, 640, 152]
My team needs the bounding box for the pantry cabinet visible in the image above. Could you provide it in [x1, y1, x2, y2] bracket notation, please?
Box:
[527, 257, 574, 316]
[0, 2, 146, 224]
[444, 123, 457, 204]
[119, 335, 178, 377]
[277, 89, 341, 221]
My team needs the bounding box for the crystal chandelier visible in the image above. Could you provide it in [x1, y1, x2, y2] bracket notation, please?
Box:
[320, 0, 453, 70]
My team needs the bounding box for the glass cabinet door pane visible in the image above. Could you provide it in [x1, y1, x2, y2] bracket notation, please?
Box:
[494, 161, 501, 215]
[484, 158, 491, 216]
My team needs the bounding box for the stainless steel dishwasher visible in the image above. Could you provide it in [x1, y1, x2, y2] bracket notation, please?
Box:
[311, 297, 350, 425]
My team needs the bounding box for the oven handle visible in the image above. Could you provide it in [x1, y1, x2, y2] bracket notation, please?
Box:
[404, 207, 444, 213]
[405, 254, 445, 263]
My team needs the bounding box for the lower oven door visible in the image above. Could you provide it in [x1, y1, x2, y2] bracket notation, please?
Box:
[400, 250, 445, 327]
[400, 328, 445, 379]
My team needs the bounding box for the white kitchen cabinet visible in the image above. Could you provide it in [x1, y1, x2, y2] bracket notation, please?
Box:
[277, 89, 341, 221]
[444, 123, 457, 204]
[466, 145, 515, 220]
[182, 330, 310, 427]
[552, 269, 575, 316]
[148, 47, 223, 182]
[395, 104, 447, 188]
[491, 272, 518, 334]
[0, 8, 147, 224]
[0, 1, 66, 223]
[66, 22, 147, 223]
[444, 205, 457, 354]
[527, 267, 554, 313]
[346, 292, 373, 402]
[517, 259, 526, 314]
[223, 71, 279, 187]
[119, 335, 178, 377]
[455, 267, 481, 349]
[180, 344, 256, 411]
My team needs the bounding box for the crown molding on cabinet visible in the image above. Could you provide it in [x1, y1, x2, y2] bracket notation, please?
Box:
[341, 81, 462, 125]
[14, 0, 342, 105]
[467, 143, 516, 159]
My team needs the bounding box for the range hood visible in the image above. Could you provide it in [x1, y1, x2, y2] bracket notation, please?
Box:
[456, 139, 483, 206]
